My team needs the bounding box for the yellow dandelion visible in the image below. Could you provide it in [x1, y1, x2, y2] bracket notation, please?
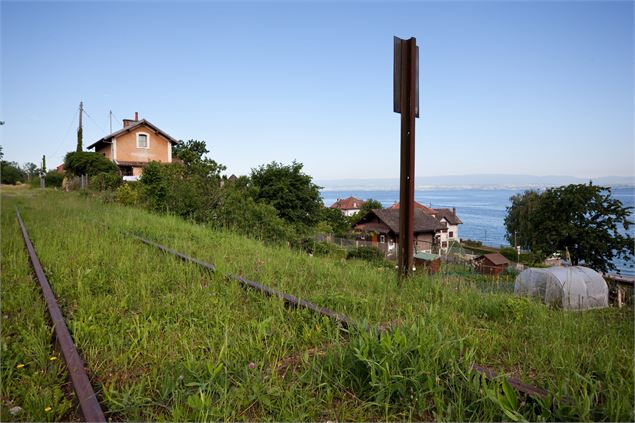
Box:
[16, 363, 25, 369]
[44, 406, 52, 412]
[49, 356, 58, 361]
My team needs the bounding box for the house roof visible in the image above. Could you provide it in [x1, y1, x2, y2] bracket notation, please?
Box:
[389, 201, 436, 214]
[476, 253, 510, 266]
[390, 202, 462, 225]
[433, 208, 463, 225]
[356, 208, 445, 235]
[330, 196, 366, 210]
[87, 119, 179, 150]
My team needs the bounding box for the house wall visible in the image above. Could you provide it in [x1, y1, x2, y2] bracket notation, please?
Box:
[342, 208, 360, 217]
[95, 143, 112, 159]
[132, 167, 143, 177]
[114, 126, 172, 163]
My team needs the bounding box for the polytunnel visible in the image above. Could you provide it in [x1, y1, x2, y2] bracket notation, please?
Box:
[514, 266, 609, 310]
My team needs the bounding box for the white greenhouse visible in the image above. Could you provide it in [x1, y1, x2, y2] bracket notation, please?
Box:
[514, 266, 609, 310]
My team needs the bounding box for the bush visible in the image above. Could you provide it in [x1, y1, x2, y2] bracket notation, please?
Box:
[43, 171, 64, 188]
[1, 161, 25, 184]
[89, 172, 122, 191]
[346, 246, 388, 265]
[116, 183, 139, 206]
[218, 186, 294, 244]
[64, 151, 119, 176]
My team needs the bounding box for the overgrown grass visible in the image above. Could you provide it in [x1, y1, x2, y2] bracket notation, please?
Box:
[2, 189, 633, 421]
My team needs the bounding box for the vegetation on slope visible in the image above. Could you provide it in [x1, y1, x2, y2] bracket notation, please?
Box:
[1, 189, 633, 421]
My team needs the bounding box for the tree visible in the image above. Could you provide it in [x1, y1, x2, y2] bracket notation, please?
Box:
[249, 161, 323, 230]
[1, 160, 25, 184]
[318, 207, 351, 237]
[350, 198, 383, 224]
[22, 162, 38, 181]
[504, 190, 541, 249]
[64, 151, 118, 176]
[504, 183, 634, 273]
[77, 126, 83, 152]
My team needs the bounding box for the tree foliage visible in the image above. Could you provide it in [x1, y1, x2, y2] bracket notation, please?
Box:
[64, 151, 118, 176]
[249, 161, 323, 230]
[1, 160, 25, 184]
[505, 183, 634, 273]
[350, 198, 383, 224]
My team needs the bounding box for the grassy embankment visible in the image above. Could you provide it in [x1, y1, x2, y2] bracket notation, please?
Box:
[1, 189, 633, 421]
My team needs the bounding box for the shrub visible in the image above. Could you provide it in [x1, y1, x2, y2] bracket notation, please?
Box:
[116, 183, 139, 206]
[44, 171, 64, 188]
[89, 172, 122, 191]
[346, 246, 388, 265]
[64, 151, 118, 176]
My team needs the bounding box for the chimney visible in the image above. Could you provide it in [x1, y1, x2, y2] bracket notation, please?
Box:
[452, 207, 456, 215]
[123, 112, 139, 129]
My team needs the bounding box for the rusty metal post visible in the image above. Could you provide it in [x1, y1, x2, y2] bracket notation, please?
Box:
[394, 36, 419, 280]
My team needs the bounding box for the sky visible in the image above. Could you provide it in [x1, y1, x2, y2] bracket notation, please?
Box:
[1, 0, 633, 181]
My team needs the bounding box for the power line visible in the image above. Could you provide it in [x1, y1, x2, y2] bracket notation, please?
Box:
[50, 107, 78, 159]
[82, 107, 108, 136]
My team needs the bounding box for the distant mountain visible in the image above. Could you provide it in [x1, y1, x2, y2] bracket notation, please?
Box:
[316, 174, 635, 191]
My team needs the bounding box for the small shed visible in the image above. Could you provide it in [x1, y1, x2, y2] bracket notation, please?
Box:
[514, 266, 608, 310]
[474, 253, 510, 275]
[414, 252, 441, 274]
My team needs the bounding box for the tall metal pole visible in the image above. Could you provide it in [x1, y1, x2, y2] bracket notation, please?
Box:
[79, 101, 83, 131]
[395, 37, 418, 281]
[109, 110, 112, 134]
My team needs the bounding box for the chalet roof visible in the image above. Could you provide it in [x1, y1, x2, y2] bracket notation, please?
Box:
[87, 119, 179, 150]
[476, 253, 510, 266]
[357, 208, 445, 235]
[390, 202, 462, 225]
[389, 201, 436, 214]
[330, 196, 366, 210]
[433, 208, 463, 225]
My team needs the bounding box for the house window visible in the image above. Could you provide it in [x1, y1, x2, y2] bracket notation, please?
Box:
[449, 231, 454, 238]
[380, 235, 386, 243]
[442, 241, 448, 248]
[137, 133, 149, 149]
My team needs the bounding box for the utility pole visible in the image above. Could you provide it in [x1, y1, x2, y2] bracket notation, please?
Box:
[76, 101, 84, 152]
[40, 155, 46, 188]
[394, 36, 419, 281]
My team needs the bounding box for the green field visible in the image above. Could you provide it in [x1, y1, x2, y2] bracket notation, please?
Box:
[1, 189, 633, 421]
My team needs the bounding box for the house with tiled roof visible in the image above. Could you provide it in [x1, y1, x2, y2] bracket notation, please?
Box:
[353, 208, 445, 255]
[390, 201, 462, 250]
[87, 112, 179, 179]
[330, 196, 366, 217]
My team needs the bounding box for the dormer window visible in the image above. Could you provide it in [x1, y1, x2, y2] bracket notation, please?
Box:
[137, 133, 149, 149]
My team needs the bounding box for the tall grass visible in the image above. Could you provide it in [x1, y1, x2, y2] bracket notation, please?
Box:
[1, 189, 633, 421]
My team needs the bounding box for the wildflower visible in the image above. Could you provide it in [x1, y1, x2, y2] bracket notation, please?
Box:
[248, 362, 255, 369]
[16, 363, 25, 369]
[315, 324, 321, 332]
[44, 406, 52, 412]
[49, 356, 58, 361]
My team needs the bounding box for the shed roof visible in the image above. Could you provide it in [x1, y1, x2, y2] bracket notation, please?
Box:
[477, 253, 510, 266]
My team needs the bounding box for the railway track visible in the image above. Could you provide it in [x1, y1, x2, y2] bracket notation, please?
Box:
[16, 208, 106, 422]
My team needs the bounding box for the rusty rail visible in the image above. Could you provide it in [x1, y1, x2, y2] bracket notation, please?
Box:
[126, 231, 351, 329]
[107, 223, 567, 404]
[16, 208, 106, 422]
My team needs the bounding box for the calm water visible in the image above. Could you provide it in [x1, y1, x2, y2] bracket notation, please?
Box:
[322, 187, 635, 276]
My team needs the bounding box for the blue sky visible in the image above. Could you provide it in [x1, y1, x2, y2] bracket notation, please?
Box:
[1, 0, 633, 180]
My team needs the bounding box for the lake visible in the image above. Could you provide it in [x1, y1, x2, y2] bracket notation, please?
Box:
[321, 186, 635, 276]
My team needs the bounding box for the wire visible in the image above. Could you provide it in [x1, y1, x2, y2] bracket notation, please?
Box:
[82, 107, 108, 136]
[50, 108, 78, 159]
